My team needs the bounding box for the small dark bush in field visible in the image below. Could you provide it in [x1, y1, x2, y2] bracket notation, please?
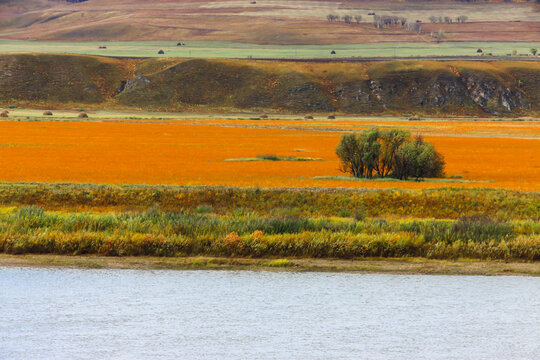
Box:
[304, 115, 314, 119]
[328, 115, 336, 119]
[158, 50, 165, 54]
[78, 112, 88, 118]
[43, 111, 53, 116]
[453, 214, 515, 242]
[257, 154, 279, 161]
[259, 114, 268, 119]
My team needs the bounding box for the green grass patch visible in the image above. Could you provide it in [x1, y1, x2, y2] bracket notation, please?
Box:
[226, 155, 323, 162]
[264, 259, 294, 267]
[0, 40, 538, 59]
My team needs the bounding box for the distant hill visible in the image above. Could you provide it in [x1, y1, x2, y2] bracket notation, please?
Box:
[1, 54, 538, 116]
[0, 0, 538, 44]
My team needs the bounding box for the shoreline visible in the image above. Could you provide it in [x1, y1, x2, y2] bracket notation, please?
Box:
[1, 255, 538, 276]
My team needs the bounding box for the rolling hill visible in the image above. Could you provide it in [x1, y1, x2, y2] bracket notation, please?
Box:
[0, 53, 538, 116]
[0, 0, 538, 44]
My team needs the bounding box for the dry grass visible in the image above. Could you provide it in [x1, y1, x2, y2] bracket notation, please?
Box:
[0, 0, 537, 43]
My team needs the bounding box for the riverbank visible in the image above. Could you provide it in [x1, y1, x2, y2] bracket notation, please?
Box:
[1, 254, 538, 276]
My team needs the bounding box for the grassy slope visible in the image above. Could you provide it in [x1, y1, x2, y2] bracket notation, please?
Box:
[1, 54, 539, 115]
[0, 53, 127, 105]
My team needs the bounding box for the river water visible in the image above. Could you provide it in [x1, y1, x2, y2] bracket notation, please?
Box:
[1, 267, 539, 360]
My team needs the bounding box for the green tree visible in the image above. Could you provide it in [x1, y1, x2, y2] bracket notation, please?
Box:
[336, 129, 444, 180]
[377, 129, 410, 177]
[394, 136, 445, 180]
[531, 48, 538, 56]
[336, 133, 364, 177]
[360, 128, 381, 178]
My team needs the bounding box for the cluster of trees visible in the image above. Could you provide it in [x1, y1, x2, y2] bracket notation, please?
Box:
[373, 15, 422, 33]
[428, 15, 468, 23]
[336, 128, 445, 180]
[326, 14, 362, 24]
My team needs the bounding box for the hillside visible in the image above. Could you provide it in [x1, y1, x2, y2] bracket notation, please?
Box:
[0, 0, 538, 44]
[0, 54, 538, 115]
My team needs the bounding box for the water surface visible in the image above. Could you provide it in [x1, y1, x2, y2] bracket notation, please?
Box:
[1, 268, 539, 360]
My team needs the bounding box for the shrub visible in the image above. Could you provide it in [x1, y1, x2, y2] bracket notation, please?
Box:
[393, 136, 445, 180]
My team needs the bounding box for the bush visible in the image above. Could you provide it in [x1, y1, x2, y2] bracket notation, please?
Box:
[393, 136, 445, 180]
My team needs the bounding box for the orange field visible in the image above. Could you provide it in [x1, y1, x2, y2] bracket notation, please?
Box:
[0, 118, 539, 190]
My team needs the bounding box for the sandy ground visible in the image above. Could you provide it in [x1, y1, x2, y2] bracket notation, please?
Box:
[0, 254, 538, 276]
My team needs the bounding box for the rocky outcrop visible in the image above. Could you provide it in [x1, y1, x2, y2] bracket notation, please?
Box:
[463, 75, 529, 115]
[332, 71, 530, 115]
[121, 76, 151, 93]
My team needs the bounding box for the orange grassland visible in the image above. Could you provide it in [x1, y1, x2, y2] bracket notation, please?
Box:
[0, 118, 539, 190]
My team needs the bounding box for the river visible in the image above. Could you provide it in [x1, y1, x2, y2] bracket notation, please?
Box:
[1, 267, 539, 359]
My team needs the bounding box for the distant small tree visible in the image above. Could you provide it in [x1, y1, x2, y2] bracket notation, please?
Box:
[354, 15, 362, 24]
[327, 14, 339, 22]
[438, 29, 445, 39]
[531, 48, 538, 56]
[343, 15, 353, 24]
[429, 16, 437, 23]
[512, 49, 517, 56]
[456, 15, 468, 23]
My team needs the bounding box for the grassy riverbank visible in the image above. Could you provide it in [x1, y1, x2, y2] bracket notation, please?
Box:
[0, 184, 538, 263]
